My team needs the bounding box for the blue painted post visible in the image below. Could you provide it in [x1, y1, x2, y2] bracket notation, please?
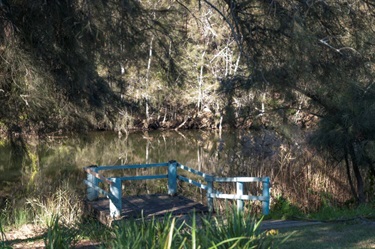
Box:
[262, 177, 270, 215]
[206, 176, 214, 213]
[86, 165, 99, 201]
[168, 160, 177, 195]
[109, 178, 122, 218]
[236, 182, 244, 212]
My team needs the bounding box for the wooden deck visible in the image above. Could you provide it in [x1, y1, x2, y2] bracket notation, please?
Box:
[85, 194, 209, 226]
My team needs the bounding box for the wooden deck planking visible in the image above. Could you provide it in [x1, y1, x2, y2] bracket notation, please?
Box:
[85, 194, 209, 226]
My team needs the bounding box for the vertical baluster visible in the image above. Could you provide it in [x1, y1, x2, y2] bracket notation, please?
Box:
[206, 175, 214, 213]
[262, 177, 270, 215]
[236, 182, 244, 212]
[168, 160, 177, 195]
[86, 165, 99, 201]
[109, 178, 122, 218]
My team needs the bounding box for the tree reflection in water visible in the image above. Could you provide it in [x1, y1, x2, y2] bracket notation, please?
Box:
[0, 129, 351, 215]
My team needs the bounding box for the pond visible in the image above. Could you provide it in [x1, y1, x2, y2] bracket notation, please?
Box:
[0, 129, 351, 214]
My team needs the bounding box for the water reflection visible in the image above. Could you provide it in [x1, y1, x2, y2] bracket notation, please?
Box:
[0, 129, 352, 212]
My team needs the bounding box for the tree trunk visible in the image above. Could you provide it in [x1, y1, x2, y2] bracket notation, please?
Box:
[348, 143, 366, 204]
[197, 51, 205, 111]
[344, 146, 357, 202]
[145, 36, 154, 121]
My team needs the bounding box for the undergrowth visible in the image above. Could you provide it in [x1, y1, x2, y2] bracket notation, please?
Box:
[308, 203, 375, 221]
[104, 210, 284, 249]
[44, 215, 78, 249]
[0, 222, 11, 249]
[267, 195, 375, 222]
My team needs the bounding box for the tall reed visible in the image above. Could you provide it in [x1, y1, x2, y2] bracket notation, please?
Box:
[44, 215, 78, 249]
[105, 214, 184, 249]
[104, 210, 283, 249]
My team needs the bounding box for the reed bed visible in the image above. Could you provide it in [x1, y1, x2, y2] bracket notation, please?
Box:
[102, 210, 284, 249]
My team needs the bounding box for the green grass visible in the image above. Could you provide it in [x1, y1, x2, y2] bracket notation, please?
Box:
[44, 215, 78, 249]
[276, 220, 375, 249]
[266, 201, 375, 249]
[307, 203, 375, 221]
[267, 195, 375, 222]
[0, 200, 32, 229]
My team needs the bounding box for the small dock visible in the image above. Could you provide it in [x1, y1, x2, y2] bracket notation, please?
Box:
[85, 194, 209, 226]
[83, 161, 271, 226]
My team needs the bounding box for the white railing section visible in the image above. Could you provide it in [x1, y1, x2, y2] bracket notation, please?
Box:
[84, 160, 270, 218]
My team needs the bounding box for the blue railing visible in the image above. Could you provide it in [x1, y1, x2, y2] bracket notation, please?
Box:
[84, 160, 270, 218]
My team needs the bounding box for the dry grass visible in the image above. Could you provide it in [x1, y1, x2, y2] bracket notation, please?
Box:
[26, 187, 83, 227]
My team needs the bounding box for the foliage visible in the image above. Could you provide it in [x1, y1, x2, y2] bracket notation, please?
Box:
[198, 210, 276, 248]
[1, 0, 374, 138]
[104, 211, 282, 249]
[308, 202, 375, 221]
[0, 199, 33, 229]
[44, 215, 78, 249]
[268, 196, 304, 220]
[105, 214, 182, 249]
[215, 0, 375, 204]
[269, 194, 375, 222]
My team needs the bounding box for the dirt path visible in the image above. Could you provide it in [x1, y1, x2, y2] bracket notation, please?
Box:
[261, 219, 322, 230]
[3, 224, 100, 249]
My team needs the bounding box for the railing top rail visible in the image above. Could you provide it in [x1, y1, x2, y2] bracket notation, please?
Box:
[177, 175, 208, 190]
[84, 163, 269, 185]
[212, 176, 269, 183]
[117, 174, 168, 181]
[209, 193, 268, 201]
[177, 163, 213, 178]
[94, 162, 169, 171]
[84, 167, 113, 185]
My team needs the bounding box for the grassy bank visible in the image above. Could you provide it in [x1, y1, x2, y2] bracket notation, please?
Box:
[277, 220, 375, 249]
[2, 207, 375, 248]
[270, 202, 375, 248]
[3, 203, 375, 248]
[2, 211, 285, 248]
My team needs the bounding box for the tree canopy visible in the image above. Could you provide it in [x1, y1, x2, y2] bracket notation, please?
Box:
[217, 0, 375, 203]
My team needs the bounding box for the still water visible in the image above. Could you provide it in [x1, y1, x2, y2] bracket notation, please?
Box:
[0, 129, 350, 211]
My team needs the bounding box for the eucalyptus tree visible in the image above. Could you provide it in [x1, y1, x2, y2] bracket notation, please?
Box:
[206, 0, 375, 203]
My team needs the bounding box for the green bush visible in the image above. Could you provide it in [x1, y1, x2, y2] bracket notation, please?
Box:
[269, 196, 304, 220]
